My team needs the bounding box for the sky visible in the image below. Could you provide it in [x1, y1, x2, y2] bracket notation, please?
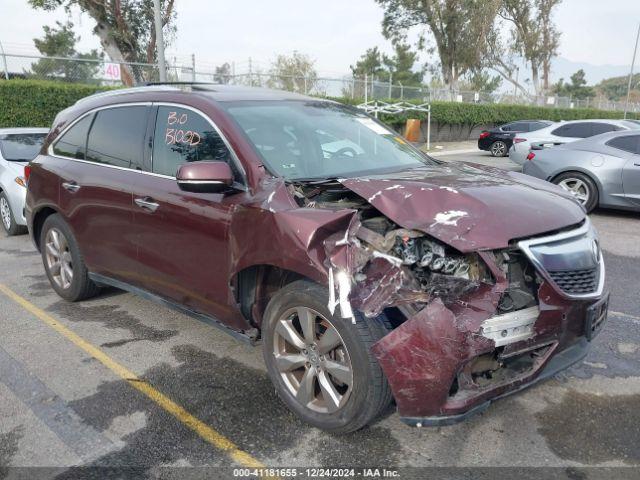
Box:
[1, 0, 639, 83]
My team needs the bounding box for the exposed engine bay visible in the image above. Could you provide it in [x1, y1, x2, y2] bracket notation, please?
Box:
[290, 180, 540, 321]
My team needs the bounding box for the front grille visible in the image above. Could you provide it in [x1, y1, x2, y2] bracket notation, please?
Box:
[549, 268, 598, 294]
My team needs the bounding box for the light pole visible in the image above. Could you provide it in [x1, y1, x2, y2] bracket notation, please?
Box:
[624, 22, 640, 119]
[153, 0, 167, 82]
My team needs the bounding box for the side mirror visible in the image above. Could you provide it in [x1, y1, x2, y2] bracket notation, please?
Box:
[176, 161, 234, 193]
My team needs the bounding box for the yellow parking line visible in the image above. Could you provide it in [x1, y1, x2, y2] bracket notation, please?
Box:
[0, 283, 265, 469]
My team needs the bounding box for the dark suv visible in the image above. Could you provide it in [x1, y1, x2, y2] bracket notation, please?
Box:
[26, 85, 608, 433]
[478, 120, 552, 157]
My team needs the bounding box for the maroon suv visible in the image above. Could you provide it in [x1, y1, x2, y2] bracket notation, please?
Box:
[26, 85, 608, 433]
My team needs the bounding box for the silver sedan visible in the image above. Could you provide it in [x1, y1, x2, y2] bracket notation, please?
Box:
[522, 130, 640, 213]
[0, 128, 49, 235]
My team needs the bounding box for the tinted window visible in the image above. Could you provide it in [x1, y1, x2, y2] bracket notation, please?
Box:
[86, 106, 148, 169]
[591, 123, 617, 136]
[552, 123, 591, 138]
[53, 115, 93, 159]
[529, 121, 550, 131]
[509, 122, 529, 132]
[607, 135, 640, 154]
[152, 106, 233, 177]
[500, 123, 516, 131]
[0, 133, 46, 161]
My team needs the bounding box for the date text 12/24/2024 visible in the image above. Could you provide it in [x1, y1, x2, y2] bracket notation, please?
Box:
[233, 468, 400, 478]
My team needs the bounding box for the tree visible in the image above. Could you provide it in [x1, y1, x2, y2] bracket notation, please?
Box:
[350, 47, 387, 80]
[214, 62, 232, 84]
[552, 69, 595, 100]
[267, 52, 318, 93]
[28, 0, 177, 86]
[493, 0, 561, 96]
[375, 0, 501, 89]
[31, 21, 102, 83]
[382, 43, 424, 86]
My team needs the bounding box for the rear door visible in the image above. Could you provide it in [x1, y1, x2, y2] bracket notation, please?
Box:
[56, 104, 151, 281]
[129, 104, 248, 329]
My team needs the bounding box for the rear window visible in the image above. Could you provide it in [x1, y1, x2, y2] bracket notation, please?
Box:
[529, 121, 551, 131]
[0, 133, 47, 161]
[606, 135, 640, 154]
[552, 123, 592, 138]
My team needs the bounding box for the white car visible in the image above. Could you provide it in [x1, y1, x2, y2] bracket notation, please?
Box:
[0, 128, 49, 235]
[509, 119, 640, 166]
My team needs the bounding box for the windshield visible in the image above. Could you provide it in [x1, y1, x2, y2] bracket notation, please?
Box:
[0, 133, 47, 162]
[222, 100, 435, 180]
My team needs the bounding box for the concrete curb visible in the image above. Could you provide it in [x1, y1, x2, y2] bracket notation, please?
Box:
[427, 148, 481, 157]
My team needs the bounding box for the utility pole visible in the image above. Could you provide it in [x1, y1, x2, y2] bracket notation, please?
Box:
[0, 40, 9, 80]
[191, 54, 196, 82]
[153, 0, 167, 82]
[624, 22, 640, 119]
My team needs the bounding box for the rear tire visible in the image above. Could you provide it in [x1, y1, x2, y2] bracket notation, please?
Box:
[490, 140, 508, 157]
[0, 192, 26, 236]
[262, 280, 392, 433]
[553, 172, 599, 213]
[40, 214, 99, 302]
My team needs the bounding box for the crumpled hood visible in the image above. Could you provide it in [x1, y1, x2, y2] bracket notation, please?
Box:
[339, 162, 585, 252]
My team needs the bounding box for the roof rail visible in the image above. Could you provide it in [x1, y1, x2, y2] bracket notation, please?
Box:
[74, 84, 181, 105]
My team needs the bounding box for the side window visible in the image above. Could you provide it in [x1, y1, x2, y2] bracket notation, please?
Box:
[152, 106, 233, 177]
[590, 123, 617, 136]
[86, 106, 148, 169]
[606, 135, 640, 154]
[52, 114, 93, 159]
[552, 123, 591, 138]
[510, 122, 528, 131]
[529, 121, 549, 131]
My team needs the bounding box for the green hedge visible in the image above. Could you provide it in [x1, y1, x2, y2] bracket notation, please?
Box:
[1, 79, 638, 130]
[0, 80, 111, 128]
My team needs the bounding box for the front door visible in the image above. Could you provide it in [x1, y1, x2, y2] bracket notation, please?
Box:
[130, 105, 248, 330]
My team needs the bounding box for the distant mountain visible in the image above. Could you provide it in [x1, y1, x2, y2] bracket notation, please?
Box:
[550, 57, 632, 85]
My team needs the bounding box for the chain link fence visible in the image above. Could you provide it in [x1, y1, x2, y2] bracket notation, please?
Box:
[2, 52, 639, 113]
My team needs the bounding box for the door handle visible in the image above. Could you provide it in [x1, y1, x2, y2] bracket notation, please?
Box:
[62, 181, 81, 193]
[634, 163, 640, 167]
[134, 197, 159, 212]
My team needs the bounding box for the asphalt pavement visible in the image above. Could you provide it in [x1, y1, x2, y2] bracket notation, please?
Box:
[1, 150, 639, 479]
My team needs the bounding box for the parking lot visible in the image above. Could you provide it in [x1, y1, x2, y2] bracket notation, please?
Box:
[1, 151, 639, 478]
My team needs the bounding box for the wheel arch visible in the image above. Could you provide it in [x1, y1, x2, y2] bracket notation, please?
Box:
[31, 206, 59, 251]
[232, 264, 323, 329]
[549, 168, 602, 200]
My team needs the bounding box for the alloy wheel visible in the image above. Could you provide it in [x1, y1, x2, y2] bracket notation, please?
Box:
[44, 228, 74, 290]
[491, 141, 507, 156]
[558, 178, 589, 205]
[0, 197, 11, 231]
[273, 307, 353, 414]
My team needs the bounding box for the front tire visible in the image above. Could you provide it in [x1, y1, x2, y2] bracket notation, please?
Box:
[553, 172, 599, 213]
[40, 214, 99, 302]
[490, 140, 508, 157]
[0, 192, 26, 236]
[262, 280, 392, 433]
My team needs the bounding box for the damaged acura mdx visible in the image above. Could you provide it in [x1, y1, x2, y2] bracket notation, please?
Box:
[26, 85, 608, 433]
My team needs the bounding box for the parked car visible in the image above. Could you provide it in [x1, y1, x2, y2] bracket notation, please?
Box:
[523, 130, 640, 213]
[0, 128, 49, 235]
[509, 119, 640, 165]
[478, 120, 553, 157]
[26, 85, 608, 433]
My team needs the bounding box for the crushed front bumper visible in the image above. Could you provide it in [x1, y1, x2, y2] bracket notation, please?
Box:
[371, 287, 609, 426]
